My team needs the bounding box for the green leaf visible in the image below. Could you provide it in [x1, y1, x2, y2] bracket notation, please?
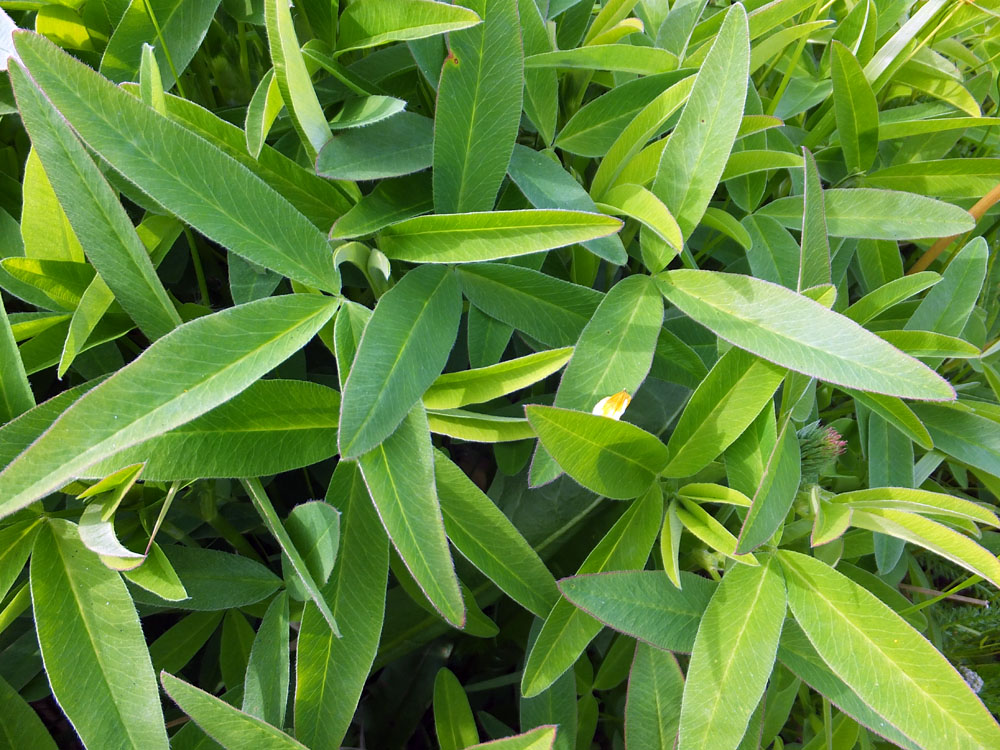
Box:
[518, 0, 556, 146]
[842, 272, 941, 325]
[850, 508, 1000, 587]
[265, 0, 329, 159]
[245, 68, 281, 159]
[597, 184, 683, 263]
[655, 270, 954, 400]
[799, 148, 831, 291]
[558, 570, 716, 653]
[522, 485, 663, 697]
[864, 158, 1000, 198]
[283, 500, 341, 601]
[913, 403, 1000, 477]
[778, 550, 1000, 750]
[877, 330, 980, 359]
[337, 0, 481, 52]
[161, 672, 307, 749]
[841, 389, 932, 450]
[677, 499, 759, 566]
[242, 593, 290, 727]
[14, 31, 340, 292]
[1, 257, 93, 310]
[358, 406, 464, 626]
[330, 174, 434, 239]
[458, 263, 602, 348]
[625, 643, 683, 750]
[433, 0, 522, 213]
[436, 451, 560, 618]
[831, 41, 879, 174]
[531, 274, 664, 486]
[100, 0, 220, 89]
[123, 542, 188, 602]
[678, 559, 786, 750]
[905, 237, 987, 338]
[147, 612, 223, 675]
[427, 408, 535, 442]
[424, 348, 572, 410]
[526, 406, 668, 500]
[0, 293, 32, 423]
[243, 478, 340, 635]
[525, 45, 678, 75]
[520, 654, 575, 750]
[131, 545, 281, 610]
[82, 379, 340, 480]
[0, 520, 39, 603]
[0, 295, 338, 519]
[0, 673, 57, 749]
[339, 265, 461, 458]
[736, 420, 801, 553]
[467, 726, 557, 750]
[10, 62, 181, 341]
[743, 215, 809, 290]
[294, 462, 388, 749]
[31, 519, 167, 749]
[317, 112, 434, 182]
[653, 3, 749, 238]
[434, 668, 479, 750]
[664, 348, 785, 478]
[377, 210, 622, 264]
[507, 144, 626, 264]
[555, 71, 692, 158]
[328, 95, 406, 130]
[757, 188, 975, 240]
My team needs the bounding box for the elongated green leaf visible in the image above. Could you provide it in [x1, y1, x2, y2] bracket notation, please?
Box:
[736, 419, 801, 553]
[378, 210, 622, 263]
[427, 408, 534, 442]
[0, 673, 57, 750]
[597, 184, 683, 262]
[522, 485, 663, 697]
[467, 726, 557, 750]
[757, 188, 975, 240]
[0, 520, 38, 603]
[266, 0, 328, 159]
[525, 45, 677, 75]
[283, 500, 341, 601]
[878, 330, 980, 359]
[328, 95, 406, 130]
[330, 173, 433, 239]
[435, 668, 479, 750]
[337, 0, 481, 52]
[14, 32, 340, 292]
[507, 145, 626, 264]
[842, 389, 932, 450]
[10, 63, 180, 341]
[436, 451, 559, 618]
[799, 148, 830, 291]
[913, 403, 1000, 477]
[82, 380, 339, 480]
[778, 623, 920, 750]
[520, 656, 575, 750]
[359, 406, 464, 626]
[677, 499, 759, 566]
[245, 68, 281, 159]
[424, 348, 572, 410]
[433, 0, 522, 213]
[161, 672, 306, 749]
[843, 272, 940, 325]
[531, 274, 663, 486]
[317, 112, 433, 182]
[653, 4, 748, 238]
[242, 592, 289, 727]
[625, 643, 684, 750]
[0, 293, 32, 423]
[0, 295, 337, 519]
[458, 263, 602, 348]
[779, 550, 1000, 749]
[295, 462, 388, 749]
[905, 237, 987, 337]
[559, 570, 716, 653]
[130, 544, 280, 610]
[100, 0, 220, 89]
[518, 0, 556, 146]
[2, 257, 93, 310]
[656, 270, 954, 400]
[526, 406, 668, 499]
[664, 348, 784, 477]
[339, 265, 461, 457]
[831, 42, 879, 174]
[850, 508, 1000, 587]
[32, 519, 167, 749]
[678, 559, 785, 750]
[124, 542, 187, 602]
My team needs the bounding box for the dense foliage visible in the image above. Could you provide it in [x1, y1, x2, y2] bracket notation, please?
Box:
[0, 0, 999, 748]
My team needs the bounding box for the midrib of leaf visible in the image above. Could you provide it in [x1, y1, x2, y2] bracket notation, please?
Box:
[784, 560, 983, 747]
[23, 60, 328, 286]
[534, 411, 661, 474]
[2, 302, 334, 504]
[341, 273, 448, 455]
[683, 567, 772, 746]
[47, 530, 144, 744]
[389, 214, 612, 236]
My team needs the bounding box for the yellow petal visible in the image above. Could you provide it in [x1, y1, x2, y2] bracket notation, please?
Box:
[591, 390, 632, 420]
